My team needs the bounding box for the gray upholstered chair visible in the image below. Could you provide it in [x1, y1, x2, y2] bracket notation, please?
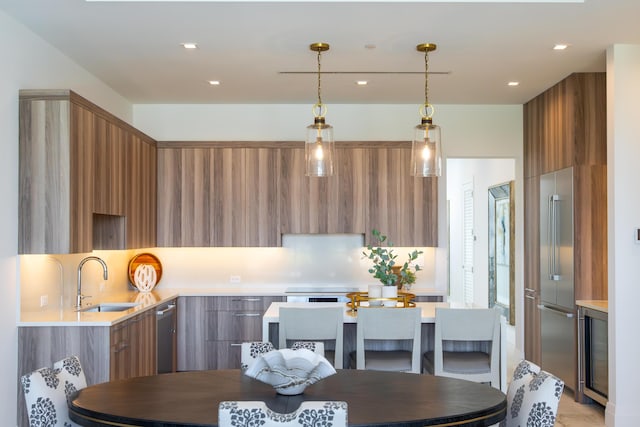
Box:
[21, 355, 87, 427]
[352, 306, 422, 373]
[279, 307, 344, 368]
[218, 401, 348, 427]
[423, 307, 502, 389]
[500, 359, 564, 427]
[240, 341, 324, 371]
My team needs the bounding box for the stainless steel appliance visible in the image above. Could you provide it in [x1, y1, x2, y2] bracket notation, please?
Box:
[538, 166, 576, 391]
[578, 306, 608, 405]
[285, 286, 357, 303]
[156, 301, 177, 374]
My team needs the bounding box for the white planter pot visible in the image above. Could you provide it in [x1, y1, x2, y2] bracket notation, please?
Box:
[368, 284, 383, 306]
[382, 286, 398, 307]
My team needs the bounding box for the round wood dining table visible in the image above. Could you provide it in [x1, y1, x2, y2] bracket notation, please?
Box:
[69, 369, 506, 427]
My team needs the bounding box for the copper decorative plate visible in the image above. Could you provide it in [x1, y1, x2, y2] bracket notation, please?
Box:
[128, 253, 163, 286]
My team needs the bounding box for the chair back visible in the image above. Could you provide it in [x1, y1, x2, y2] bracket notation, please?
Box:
[219, 401, 348, 427]
[356, 307, 422, 373]
[503, 360, 564, 427]
[279, 307, 344, 368]
[21, 355, 86, 427]
[431, 307, 501, 388]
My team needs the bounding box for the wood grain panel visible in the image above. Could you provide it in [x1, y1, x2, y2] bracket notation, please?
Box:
[329, 148, 367, 234]
[18, 326, 111, 427]
[211, 148, 246, 246]
[181, 148, 213, 246]
[244, 148, 280, 246]
[573, 165, 608, 300]
[126, 134, 157, 249]
[177, 297, 211, 371]
[572, 73, 607, 167]
[94, 116, 126, 215]
[157, 148, 183, 246]
[69, 102, 95, 253]
[365, 147, 437, 247]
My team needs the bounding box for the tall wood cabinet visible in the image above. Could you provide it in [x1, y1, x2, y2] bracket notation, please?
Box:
[522, 72, 607, 365]
[157, 141, 437, 248]
[19, 90, 157, 253]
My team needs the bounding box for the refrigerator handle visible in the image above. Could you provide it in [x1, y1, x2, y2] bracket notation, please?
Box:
[547, 195, 553, 280]
[550, 194, 561, 281]
[537, 304, 574, 318]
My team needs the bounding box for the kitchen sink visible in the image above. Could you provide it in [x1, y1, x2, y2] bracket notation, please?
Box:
[80, 302, 140, 313]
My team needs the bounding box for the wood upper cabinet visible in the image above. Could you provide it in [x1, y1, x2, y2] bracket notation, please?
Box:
[126, 133, 157, 249]
[19, 91, 95, 254]
[365, 145, 438, 247]
[157, 141, 437, 247]
[94, 116, 126, 216]
[19, 90, 157, 253]
[279, 146, 366, 235]
[157, 144, 279, 247]
[524, 73, 607, 178]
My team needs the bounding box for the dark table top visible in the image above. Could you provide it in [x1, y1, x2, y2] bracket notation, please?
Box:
[69, 369, 506, 427]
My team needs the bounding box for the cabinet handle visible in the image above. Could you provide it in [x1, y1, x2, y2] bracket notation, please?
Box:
[230, 343, 242, 347]
[524, 288, 536, 293]
[234, 313, 261, 317]
[113, 342, 129, 353]
[232, 298, 261, 302]
[525, 295, 536, 300]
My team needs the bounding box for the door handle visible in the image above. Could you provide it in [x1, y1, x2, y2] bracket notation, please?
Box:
[537, 304, 574, 318]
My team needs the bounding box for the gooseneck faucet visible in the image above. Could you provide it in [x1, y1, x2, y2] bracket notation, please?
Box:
[76, 256, 109, 308]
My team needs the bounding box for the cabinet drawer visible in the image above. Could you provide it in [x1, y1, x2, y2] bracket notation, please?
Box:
[211, 341, 243, 370]
[212, 296, 284, 311]
[210, 310, 263, 341]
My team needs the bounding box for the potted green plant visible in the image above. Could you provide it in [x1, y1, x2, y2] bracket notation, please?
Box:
[363, 229, 423, 304]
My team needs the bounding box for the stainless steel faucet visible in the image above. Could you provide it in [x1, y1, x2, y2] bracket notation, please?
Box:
[76, 256, 109, 308]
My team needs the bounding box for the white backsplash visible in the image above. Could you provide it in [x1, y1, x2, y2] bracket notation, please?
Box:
[19, 235, 440, 312]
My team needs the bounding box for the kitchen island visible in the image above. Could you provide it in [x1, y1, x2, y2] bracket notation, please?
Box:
[263, 301, 507, 391]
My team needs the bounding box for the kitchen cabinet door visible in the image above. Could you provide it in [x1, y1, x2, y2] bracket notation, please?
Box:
[19, 92, 95, 253]
[126, 133, 157, 249]
[279, 146, 367, 236]
[245, 148, 280, 246]
[365, 146, 438, 247]
[94, 116, 126, 216]
[110, 310, 156, 381]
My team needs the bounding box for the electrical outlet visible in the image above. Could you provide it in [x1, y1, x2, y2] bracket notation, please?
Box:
[229, 275, 241, 284]
[40, 295, 48, 307]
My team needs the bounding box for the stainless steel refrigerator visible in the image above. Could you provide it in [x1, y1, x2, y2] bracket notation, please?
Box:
[539, 166, 576, 391]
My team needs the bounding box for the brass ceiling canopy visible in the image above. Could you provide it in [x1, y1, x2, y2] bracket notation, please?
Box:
[416, 43, 437, 53]
[309, 42, 330, 53]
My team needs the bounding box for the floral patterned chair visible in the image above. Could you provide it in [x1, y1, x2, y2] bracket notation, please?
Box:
[240, 341, 324, 371]
[218, 401, 348, 427]
[21, 355, 87, 427]
[500, 359, 564, 427]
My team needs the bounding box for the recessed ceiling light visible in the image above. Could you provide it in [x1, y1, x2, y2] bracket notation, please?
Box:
[508, 81, 520, 86]
[208, 80, 220, 85]
[181, 42, 198, 49]
[553, 44, 569, 50]
[364, 44, 376, 50]
[356, 80, 368, 86]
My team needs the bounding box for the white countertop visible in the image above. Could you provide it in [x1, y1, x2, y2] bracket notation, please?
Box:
[18, 286, 446, 327]
[576, 300, 608, 313]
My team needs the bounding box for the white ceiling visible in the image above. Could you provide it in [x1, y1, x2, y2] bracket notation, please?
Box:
[2, 0, 639, 105]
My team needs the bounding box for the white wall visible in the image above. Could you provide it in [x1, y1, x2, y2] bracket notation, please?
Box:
[446, 158, 516, 307]
[605, 44, 640, 427]
[0, 10, 132, 426]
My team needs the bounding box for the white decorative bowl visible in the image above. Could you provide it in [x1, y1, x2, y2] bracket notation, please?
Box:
[134, 264, 157, 292]
[243, 348, 336, 395]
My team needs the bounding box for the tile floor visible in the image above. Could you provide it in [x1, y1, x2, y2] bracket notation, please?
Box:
[504, 324, 605, 427]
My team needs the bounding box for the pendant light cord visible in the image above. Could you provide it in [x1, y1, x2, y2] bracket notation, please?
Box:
[317, 49, 323, 106]
[424, 49, 429, 105]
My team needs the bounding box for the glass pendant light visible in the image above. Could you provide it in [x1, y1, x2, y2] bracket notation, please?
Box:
[305, 42, 335, 177]
[411, 43, 442, 177]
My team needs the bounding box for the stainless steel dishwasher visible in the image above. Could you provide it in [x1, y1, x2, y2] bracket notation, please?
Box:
[156, 300, 177, 374]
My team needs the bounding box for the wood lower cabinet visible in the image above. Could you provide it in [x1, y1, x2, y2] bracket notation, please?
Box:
[523, 176, 541, 364]
[110, 308, 157, 381]
[177, 296, 285, 370]
[17, 304, 166, 427]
